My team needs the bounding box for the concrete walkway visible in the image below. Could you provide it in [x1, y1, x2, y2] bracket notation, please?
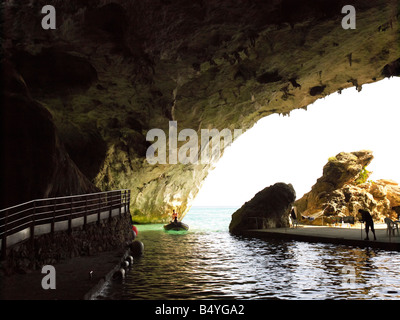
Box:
[240, 224, 400, 251]
[0, 249, 128, 300]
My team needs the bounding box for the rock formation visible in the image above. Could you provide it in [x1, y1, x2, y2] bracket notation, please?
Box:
[1, 0, 399, 222]
[1, 62, 99, 208]
[229, 182, 296, 234]
[295, 151, 400, 224]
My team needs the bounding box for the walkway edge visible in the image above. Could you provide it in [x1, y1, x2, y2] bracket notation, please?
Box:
[238, 229, 400, 252]
[83, 250, 129, 300]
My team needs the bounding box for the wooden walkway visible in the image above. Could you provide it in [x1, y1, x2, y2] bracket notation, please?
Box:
[240, 224, 400, 251]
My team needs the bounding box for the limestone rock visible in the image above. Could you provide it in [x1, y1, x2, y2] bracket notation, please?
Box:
[229, 182, 296, 234]
[295, 151, 400, 224]
[1, 1, 399, 222]
[319, 151, 374, 190]
[370, 183, 387, 199]
[384, 183, 400, 207]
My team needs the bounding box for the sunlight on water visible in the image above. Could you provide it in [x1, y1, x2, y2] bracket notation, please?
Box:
[182, 206, 237, 232]
[136, 206, 237, 233]
[99, 207, 400, 300]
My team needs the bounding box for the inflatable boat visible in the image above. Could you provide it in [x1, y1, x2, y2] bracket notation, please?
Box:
[163, 221, 189, 231]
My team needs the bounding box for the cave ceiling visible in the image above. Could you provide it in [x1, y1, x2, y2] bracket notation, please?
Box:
[1, 0, 399, 222]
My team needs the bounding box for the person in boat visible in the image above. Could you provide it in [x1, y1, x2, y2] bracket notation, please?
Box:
[172, 209, 178, 223]
[358, 208, 377, 241]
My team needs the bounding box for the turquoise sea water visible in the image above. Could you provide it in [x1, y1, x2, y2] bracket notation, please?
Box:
[137, 206, 235, 233]
[98, 207, 400, 300]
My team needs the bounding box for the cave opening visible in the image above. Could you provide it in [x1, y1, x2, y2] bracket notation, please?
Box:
[192, 77, 400, 209]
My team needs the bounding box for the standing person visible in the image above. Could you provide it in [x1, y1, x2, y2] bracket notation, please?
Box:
[290, 207, 298, 227]
[172, 209, 178, 223]
[358, 208, 377, 241]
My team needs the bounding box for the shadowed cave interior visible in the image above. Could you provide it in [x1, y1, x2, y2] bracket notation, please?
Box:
[1, 0, 399, 223]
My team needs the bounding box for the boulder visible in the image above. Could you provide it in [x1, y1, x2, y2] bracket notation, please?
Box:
[229, 182, 296, 234]
[295, 151, 400, 224]
[295, 151, 373, 218]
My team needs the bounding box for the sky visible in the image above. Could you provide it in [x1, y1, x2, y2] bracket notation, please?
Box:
[192, 77, 400, 207]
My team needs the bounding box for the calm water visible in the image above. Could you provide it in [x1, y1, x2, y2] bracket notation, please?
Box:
[98, 207, 400, 300]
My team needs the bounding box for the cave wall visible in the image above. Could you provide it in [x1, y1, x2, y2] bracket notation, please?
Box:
[1, 62, 99, 208]
[1, 0, 399, 222]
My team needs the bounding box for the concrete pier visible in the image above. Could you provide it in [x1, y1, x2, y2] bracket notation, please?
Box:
[240, 224, 400, 251]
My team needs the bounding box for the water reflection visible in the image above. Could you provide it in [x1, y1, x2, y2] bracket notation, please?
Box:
[99, 227, 400, 300]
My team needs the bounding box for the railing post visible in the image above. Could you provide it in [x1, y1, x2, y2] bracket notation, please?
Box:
[51, 197, 56, 234]
[119, 190, 122, 217]
[128, 190, 131, 214]
[97, 193, 101, 224]
[30, 201, 36, 246]
[83, 195, 87, 230]
[124, 190, 127, 216]
[68, 197, 73, 234]
[109, 191, 112, 220]
[1, 210, 8, 260]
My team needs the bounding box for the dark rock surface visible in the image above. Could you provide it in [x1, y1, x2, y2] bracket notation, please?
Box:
[1, 63, 99, 209]
[1, 0, 399, 222]
[229, 182, 296, 234]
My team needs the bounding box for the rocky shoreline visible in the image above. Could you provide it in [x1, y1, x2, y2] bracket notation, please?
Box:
[295, 150, 400, 225]
[229, 150, 400, 234]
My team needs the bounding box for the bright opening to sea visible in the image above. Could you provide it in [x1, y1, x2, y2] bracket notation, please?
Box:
[193, 77, 400, 206]
[97, 78, 400, 300]
[98, 207, 400, 300]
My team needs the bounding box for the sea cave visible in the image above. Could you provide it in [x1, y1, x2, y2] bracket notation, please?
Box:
[1, 0, 399, 224]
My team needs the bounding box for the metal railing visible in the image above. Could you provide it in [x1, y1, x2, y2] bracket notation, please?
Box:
[0, 189, 131, 259]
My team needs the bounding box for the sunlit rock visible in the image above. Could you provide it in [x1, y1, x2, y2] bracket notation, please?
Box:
[1, 0, 399, 222]
[295, 151, 400, 224]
